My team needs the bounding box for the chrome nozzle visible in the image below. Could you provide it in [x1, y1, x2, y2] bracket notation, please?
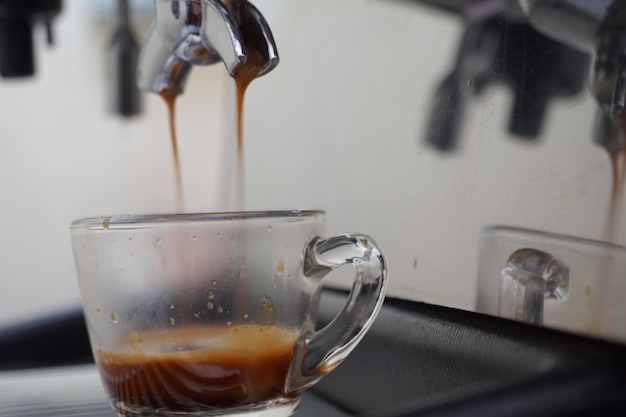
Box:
[137, 0, 278, 95]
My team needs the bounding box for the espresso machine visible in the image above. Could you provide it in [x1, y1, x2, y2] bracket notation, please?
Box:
[0, 0, 625, 416]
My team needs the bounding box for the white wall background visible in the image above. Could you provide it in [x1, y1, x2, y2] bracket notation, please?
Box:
[0, 0, 622, 327]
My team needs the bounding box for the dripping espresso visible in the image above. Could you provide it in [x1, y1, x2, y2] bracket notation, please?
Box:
[160, 2, 270, 212]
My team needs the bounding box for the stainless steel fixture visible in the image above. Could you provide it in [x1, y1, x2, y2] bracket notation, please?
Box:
[137, 0, 278, 96]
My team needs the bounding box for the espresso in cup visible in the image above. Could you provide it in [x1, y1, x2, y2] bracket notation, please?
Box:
[71, 211, 387, 416]
[97, 325, 297, 411]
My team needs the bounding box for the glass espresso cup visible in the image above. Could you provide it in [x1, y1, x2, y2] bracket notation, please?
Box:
[70, 210, 387, 417]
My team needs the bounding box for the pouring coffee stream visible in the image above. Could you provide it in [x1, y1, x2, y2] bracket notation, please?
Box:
[600, 109, 626, 244]
[160, 93, 184, 212]
[137, 0, 279, 210]
[605, 144, 626, 244]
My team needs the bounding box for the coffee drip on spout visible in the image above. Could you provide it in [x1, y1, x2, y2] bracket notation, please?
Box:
[137, 0, 279, 96]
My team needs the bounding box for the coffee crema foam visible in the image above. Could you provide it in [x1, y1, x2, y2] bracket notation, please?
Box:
[96, 325, 299, 412]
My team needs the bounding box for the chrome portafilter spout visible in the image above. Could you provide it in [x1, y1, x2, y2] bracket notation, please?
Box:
[137, 0, 278, 96]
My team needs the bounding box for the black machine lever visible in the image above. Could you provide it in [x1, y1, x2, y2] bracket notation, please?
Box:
[0, 0, 62, 78]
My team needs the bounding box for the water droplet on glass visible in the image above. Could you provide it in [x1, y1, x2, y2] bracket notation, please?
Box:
[128, 237, 133, 241]
[207, 301, 214, 310]
[217, 233, 222, 238]
[243, 313, 249, 321]
[193, 313, 201, 319]
[212, 280, 217, 286]
[217, 306, 224, 314]
[258, 296, 275, 325]
[266, 225, 272, 232]
[169, 317, 176, 325]
[96, 308, 102, 315]
[276, 260, 285, 276]
[129, 331, 141, 344]
[111, 313, 119, 324]
[227, 321, 232, 326]
[207, 290, 215, 299]
[193, 235, 198, 240]
[156, 238, 162, 245]
[170, 304, 175, 309]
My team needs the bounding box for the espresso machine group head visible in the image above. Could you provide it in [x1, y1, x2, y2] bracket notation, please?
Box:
[521, 0, 626, 152]
[0, 0, 62, 78]
[421, 0, 626, 154]
[137, 0, 278, 96]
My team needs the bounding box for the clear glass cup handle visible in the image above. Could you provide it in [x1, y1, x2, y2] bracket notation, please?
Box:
[497, 248, 569, 324]
[287, 233, 387, 394]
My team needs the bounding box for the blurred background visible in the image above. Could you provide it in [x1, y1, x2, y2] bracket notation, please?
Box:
[0, 0, 621, 327]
